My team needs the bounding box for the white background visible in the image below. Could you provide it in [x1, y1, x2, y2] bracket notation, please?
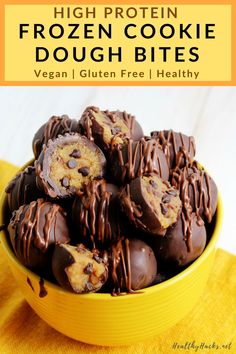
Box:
[0, 86, 235, 254]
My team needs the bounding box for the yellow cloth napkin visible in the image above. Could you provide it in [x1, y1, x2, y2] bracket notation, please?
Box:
[0, 160, 235, 354]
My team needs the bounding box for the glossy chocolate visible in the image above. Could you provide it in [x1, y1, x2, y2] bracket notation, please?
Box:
[80, 106, 144, 152]
[110, 238, 157, 294]
[72, 180, 120, 249]
[151, 130, 196, 169]
[151, 212, 207, 267]
[7, 199, 70, 270]
[5, 165, 43, 213]
[33, 115, 80, 158]
[110, 138, 169, 184]
[171, 161, 218, 223]
[35, 133, 106, 199]
[119, 174, 182, 236]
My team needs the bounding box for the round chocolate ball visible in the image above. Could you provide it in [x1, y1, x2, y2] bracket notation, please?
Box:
[111, 238, 157, 293]
[5, 165, 44, 213]
[72, 180, 120, 249]
[119, 174, 182, 236]
[110, 137, 169, 185]
[33, 115, 80, 158]
[7, 199, 70, 271]
[80, 106, 144, 153]
[52, 243, 108, 294]
[151, 212, 207, 267]
[151, 130, 196, 169]
[35, 133, 107, 199]
[171, 162, 218, 223]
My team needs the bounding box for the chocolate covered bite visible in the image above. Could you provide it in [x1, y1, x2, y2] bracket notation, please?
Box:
[35, 133, 106, 198]
[110, 238, 157, 294]
[72, 180, 120, 249]
[33, 115, 80, 158]
[171, 161, 218, 223]
[52, 243, 108, 293]
[151, 212, 207, 267]
[7, 199, 70, 271]
[151, 130, 196, 169]
[80, 106, 143, 152]
[120, 174, 182, 236]
[5, 165, 43, 213]
[110, 138, 169, 184]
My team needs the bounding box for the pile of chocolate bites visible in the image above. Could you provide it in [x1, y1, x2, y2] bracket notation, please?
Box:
[5, 107, 218, 295]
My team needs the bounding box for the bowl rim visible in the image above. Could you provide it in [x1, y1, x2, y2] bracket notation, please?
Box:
[0, 162, 223, 301]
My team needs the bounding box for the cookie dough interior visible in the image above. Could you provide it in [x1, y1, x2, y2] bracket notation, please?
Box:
[142, 175, 181, 229]
[63, 245, 106, 293]
[93, 111, 130, 145]
[50, 142, 103, 192]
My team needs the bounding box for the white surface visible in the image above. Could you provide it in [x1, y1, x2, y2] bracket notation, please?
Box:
[0, 86, 235, 254]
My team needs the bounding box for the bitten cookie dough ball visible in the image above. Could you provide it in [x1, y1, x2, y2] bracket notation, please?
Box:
[7, 199, 70, 271]
[110, 238, 157, 294]
[171, 162, 218, 223]
[52, 243, 108, 293]
[120, 174, 182, 236]
[151, 212, 207, 267]
[33, 115, 80, 158]
[80, 106, 143, 152]
[110, 137, 169, 184]
[5, 165, 43, 212]
[35, 133, 106, 198]
[151, 130, 196, 169]
[72, 180, 120, 249]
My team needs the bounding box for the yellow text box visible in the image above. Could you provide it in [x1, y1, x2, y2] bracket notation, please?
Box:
[4, 4, 231, 82]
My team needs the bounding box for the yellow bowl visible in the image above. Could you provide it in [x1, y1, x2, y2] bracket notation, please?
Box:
[0, 161, 223, 346]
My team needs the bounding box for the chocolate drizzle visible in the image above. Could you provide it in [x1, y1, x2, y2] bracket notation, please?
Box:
[73, 180, 118, 249]
[39, 277, 47, 297]
[33, 115, 80, 158]
[111, 138, 169, 184]
[5, 166, 43, 213]
[80, 106, 143, 149]
[151, 130, 196, 169]
[8, 199, 70, 269]
[111, 238, 138, 296]
[171, 161, 217, 251]
[27, 277, 35, 292]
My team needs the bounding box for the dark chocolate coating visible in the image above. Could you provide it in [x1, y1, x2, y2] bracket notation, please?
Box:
[72, 180, 120, 249]
[151, 212, 206, 267]
[171, 162, 218, 223]
[111, 238, 157, 293]
[33, 115, 80, 158]
[110, 138, 169, 184]
[35, 133, 107, 199]
[119, 174, 181, 236]
[7, 199, 70, 270]
[52, 243, 108, 294]
[5, 165, 44, 213]
[151, 130, 196, 169]
[80, 106, 144, 152]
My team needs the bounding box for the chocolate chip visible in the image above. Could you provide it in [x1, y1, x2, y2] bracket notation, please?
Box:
[166, 189, 177, 196]
[78, 167, 90, 176]
[160, 203, 168, 215]
[61, 177, 70, 188]
[111, 127, 121, 135]
[69, 149, 81, 158]
[149, 180, 158, 189]
[93, 254, 103, 264]
[83, 263, 93, 275]
[84, 282, 94, 292]
[67, 159, 77, 169]
[162, 195, 171, 203]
